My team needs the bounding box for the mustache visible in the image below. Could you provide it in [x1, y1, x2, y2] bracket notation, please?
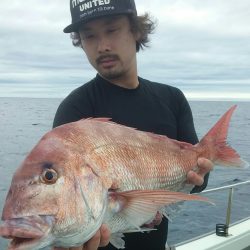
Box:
[96, 54, 120, 64]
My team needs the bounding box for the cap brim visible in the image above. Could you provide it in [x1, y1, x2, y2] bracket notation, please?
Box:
[63, 10, 136, 33]
[63, 21, 83, 33]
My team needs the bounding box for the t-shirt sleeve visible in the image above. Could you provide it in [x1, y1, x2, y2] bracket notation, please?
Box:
[175, 89, 198, 144]
[52, 88, 94, 128]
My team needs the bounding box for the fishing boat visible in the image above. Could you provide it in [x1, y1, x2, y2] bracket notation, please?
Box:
[166, 180, 250, 250]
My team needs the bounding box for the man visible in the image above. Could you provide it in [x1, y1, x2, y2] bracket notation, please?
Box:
[53, 0, 213, 249]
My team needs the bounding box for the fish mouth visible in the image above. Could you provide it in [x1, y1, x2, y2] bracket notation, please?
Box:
[0, 215, 54, 250]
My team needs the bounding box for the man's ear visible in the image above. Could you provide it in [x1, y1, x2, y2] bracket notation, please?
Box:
[79, 38, 86, 52]
[134, 31, 141, 42]
[81, 43, 85, 52]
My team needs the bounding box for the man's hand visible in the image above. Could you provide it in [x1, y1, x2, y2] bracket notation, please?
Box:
[53, 224, 110, 250]
[187, 157, 213, 186]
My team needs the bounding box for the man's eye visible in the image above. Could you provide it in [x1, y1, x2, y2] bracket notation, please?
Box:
[83, 34, 95, 40]
[108, 28, 118, 33]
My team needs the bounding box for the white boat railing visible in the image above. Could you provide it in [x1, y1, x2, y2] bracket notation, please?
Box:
[201, 180, 250, 194]
[166, 180, 250, 250]
[201, 180, 250, 236]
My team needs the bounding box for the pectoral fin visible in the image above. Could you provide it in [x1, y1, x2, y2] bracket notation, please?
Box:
[109, 189, 210, 229]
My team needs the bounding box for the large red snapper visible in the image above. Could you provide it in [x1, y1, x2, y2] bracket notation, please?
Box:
[0, 105, 247, 249]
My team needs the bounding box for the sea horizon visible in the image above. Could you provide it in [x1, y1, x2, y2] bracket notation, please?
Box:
[0, 81, 249, 101]
[0, 95, 249, 102]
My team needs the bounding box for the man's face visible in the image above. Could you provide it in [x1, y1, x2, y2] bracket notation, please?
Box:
[79, 15, 138, 81]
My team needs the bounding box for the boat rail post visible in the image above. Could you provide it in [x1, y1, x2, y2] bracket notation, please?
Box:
[216, 187, 234, 236]
[225, 187, 234, 231]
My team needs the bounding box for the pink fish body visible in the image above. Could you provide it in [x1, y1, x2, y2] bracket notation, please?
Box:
[0, 105, 246, 249]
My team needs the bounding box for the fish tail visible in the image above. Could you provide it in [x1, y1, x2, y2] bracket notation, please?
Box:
[199, 105, 248, 168]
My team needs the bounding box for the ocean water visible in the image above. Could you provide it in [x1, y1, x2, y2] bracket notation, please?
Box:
[0, 97, 249, 249]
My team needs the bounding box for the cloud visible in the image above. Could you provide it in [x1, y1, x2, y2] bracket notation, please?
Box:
[137, 0, 250, 87]
[0, 0, 249, 99]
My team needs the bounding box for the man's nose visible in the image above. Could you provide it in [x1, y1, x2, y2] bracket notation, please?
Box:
[97, 36, 111, 53]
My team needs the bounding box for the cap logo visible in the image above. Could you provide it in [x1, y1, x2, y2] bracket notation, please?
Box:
[64, 0, 137, 33]
[72, 0, 112, 12]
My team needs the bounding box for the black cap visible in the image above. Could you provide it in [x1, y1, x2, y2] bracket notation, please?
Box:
[64, 0, 137, 33]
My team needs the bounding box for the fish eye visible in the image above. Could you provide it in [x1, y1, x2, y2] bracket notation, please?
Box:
[41, 169, 58, 184]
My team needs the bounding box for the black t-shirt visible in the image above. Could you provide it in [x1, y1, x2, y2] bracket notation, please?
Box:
[53, 74, 208, 250]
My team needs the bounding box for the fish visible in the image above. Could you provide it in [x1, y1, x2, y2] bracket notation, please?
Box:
[0, 105, 247, 249]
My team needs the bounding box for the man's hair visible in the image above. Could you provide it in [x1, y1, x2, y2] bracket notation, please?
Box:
[70, 13, 156, 52]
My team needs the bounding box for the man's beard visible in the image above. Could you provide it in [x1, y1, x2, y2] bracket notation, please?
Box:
[100, 68, 127, 80]
[95, 54, 126, 80]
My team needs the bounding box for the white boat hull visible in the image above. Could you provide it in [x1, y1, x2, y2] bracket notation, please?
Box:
[171, 218, 250, 250]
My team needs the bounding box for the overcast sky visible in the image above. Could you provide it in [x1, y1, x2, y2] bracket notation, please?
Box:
[0, 0, 250, 99]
